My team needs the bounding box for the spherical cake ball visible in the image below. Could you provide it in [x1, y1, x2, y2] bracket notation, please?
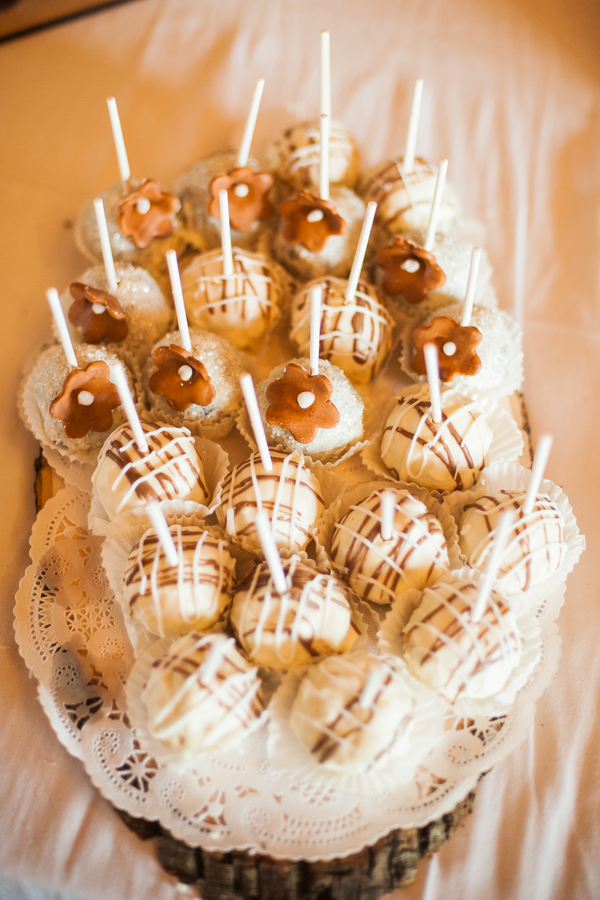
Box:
[93, 420, 210, 521]
[358, 157, 460, 234]
[290, 276, 394, 385]
[271, 185, 366, 281]
[403, 577, 522, 704]
[330, 489, 449, 604]
[181, 247, 287, 351]
[459, 490, 567, 594]
[266, 120, 360, 191]
[380, 386, 493, 492]
[32, 342, 133, 454]
[231, 556, 358, 669]
[142, 632, 263, 755]
[256, 357, 364, 463]
[143, 328, 244, 437]
[216, 450, 324, 556]
[122, 525, 236, 637]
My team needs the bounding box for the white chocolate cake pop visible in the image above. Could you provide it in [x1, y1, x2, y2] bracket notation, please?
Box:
[216, 450, 324, 557]
[122, 525, 236, 637]
[458, 490, 567, 594]
[92, 420, 210, 521]
[141, 632, 264, 755]
[266, 120, 360, 192]
[290, 276, 394, 385]
[231, 556, 358, 670]
[380, 385, 493, 492]
[330, 489, 449, 604]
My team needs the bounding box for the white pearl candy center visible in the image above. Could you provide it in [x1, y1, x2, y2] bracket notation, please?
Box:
[443, 341, 457, 356]
[233, 183, 250, 198]
[77, 390, 95, 406]
[297, 391, 316, 409]
[91, 303, 105, 315]
[178, 365, 194, 382]
[136, 197, 152, 215]
[401, 258, 420, 273]
[306, 209, 324, 223]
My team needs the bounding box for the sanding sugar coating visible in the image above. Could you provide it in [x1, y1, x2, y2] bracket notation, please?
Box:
[458, 490, 567, 595]
[290, 276, 394, 385]
[231, 556, 358, 670]
[92, 420, 209, 521]
[358, 157, 460, 234]
[143, 328, 244, 436]
[256, 357, 364, 463]
[216, 450, 324, 557]
[266, 119, 360, 191]
[62, 263, 172, 350]
[380, 385, 493, 492]
[402, 577, 523, 704]
[330, 489, 449, 604]
[181, 247, 286, 351]
[122, 525, 236, 638]
[141, 632, 264, 755]
[270, 185, 366, 281]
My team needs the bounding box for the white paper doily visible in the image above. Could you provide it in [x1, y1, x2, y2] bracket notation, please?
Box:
[14, 484, 563, 861]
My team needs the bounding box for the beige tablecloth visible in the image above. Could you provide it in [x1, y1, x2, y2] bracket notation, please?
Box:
[1, 1, 598, 898]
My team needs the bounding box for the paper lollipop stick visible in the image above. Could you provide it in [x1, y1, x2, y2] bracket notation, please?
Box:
[424, 342, 443, 423]
[472, 508, 514, 623]
[201, 636, 235, 684]
[106, 96, 131, 185]
[146, 501, 178, 567]
[309, 283, 323, 376]
[166, 250, 191, 352]
[240, 373, 273, 471]
[237, 78, 265, 168]
[108, 360, 148, 453]
[319, 113, 330, 201]
[424, 158, 448, 252]
[404, 78, 423, 175]
[93, 198, 119, 292]
[380, 490, 396, 541]
[320, 31, 331, 119]
[47, 288, 77, 369]
[523, 434, 553, 515]
[254, 509, 288, 595]
[461, 246, 481, 327]
[219, 189, 234, 276]
[345, 201, 377, 303]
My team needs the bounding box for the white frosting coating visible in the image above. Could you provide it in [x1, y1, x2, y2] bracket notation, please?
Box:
[267, 119, 359, 190]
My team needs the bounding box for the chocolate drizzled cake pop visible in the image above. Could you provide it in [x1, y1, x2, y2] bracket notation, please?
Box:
[267, 120, 360, 192]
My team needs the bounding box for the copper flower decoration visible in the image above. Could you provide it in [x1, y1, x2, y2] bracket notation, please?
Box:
[209, 166, 274, 232]
[265, 362, 340, 444]
[149, 344, 216, 412]
[50, 360, 121, 439]
[412, 316, 482, 382]
[68, 282, 128, 344]
[118, 179, 181, 249]
[376, 236, 446, 303]
[280, 191, 346, 253]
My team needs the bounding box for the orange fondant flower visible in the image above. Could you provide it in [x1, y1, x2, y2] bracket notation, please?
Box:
[118, 179, 180, 249]
[50, 360, 121, 439]
[266, 362, 340, 444]
[68, 282, 128, 344]
[149, 344, 216, 412]
[412, 316, 482, 382]
[280, 191, 346, 253]
[376, 236, 446, 303]
[209, 167, 274, 232]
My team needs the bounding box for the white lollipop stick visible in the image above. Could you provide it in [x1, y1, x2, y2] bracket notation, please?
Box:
[309, 283, 323, 375]
[146, 501, 179, 567]
[201, 636, 235, 684]
[106, 96, 131, 185]
[255, 509, 288, 595]
[93, 198, 119, 292]
[240, 373, 273, 471]
[166, 250, 191, 352]
[219, 189, 234, 276]
[380, 490, 396, 541]
[345, 201, 377, 303]
[319, 113, 330, 201]
[424, 158, 448, 252]
[46, 288, 77, 369]
[424, 343, 443, 423]
[461, 246, 481, 327]
[320, 31, 331, 119]
[523, 434, 553, 515]
[404, 78, 423, 175]
[237, 78, 265, 168]
[472, 509, 514, 623]
[109, 360, 148, 453]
